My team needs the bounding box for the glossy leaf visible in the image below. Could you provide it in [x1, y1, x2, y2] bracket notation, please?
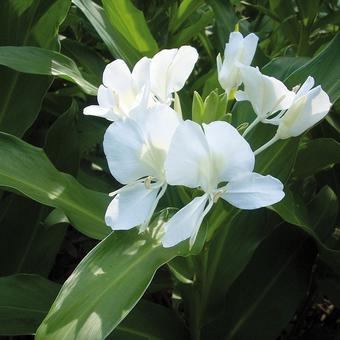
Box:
[73, 0, 140, 65]
[0, 132, 110, 239]
[0, 195, 66, 276]
[286, 33, 340, 102]
[36, 210, 191, 340]
[0, 0, 71, 136]
[293, 138, 340, 178]
[0, 274, 60, 335]
[202, 225, 316, 340]
[102, 0, 158, 56]
[0, 46, 97, 95]
[108, 300, 188, 340]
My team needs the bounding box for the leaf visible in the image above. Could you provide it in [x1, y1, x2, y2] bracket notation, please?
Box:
[293, 138, 340, 178]
[0, 195, 66, 276]
[0, 274, 60, 335]
[262, 56, 310, 80]
[0, 132, 110, 239]
[36, 210, 191, 340]
[61, 38, 106, 87]
[169, 0, 204, 33]
[0, 46, 98, 95]
[102, 0, 158, 56]
[202, 224, 316, 340]
[44, 100, 81, 175]
[108, 300, 188, 340]
[73, 0, 140, 65]
[286, 33, 340, 102]
[0, 0, 71, 137]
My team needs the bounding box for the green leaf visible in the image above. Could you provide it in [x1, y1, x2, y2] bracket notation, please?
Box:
[0, 195, 66, 276]
[73, 0, 140, 65]
[0, 274, 60, 335]
[286, 33, 340, 102]
[44, 100, 81, 175]
[0, 46, 98, 95]
[262, 56, 310, 80]
[36, 210, 191, 340]
[202, 224, 316, 340]
[0, 0, 71, 136]
[0, 132, 110, 239]
[169, 0, 204, 33]
[108, 300, 188, 340]
[102, 0, 158, 56]
[169, 10, 214, 47]
[293, 138, 340, 178]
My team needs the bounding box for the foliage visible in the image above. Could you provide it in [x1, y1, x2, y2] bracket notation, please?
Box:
[0, 0, 339, 339]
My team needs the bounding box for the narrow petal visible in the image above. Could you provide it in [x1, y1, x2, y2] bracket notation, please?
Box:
[295, 76, 315, 98]
[103, 59, 133, 94]
[97, 85, 116, 107]
[203, 121, 254, 182]
[103, 120, 156, 184]
[162, 194, 210, 248]
[165, 120, 210, 189]
[221, 172, 284, 209]
[83, 105, 114, 120]
[105, 183, 160, 230]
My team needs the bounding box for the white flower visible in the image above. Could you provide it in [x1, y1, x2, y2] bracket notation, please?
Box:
[84, 46, 198, 121]
[217, 32, 258, 95]
[162, 120, 284, 247]
[84, 57, 151, 121]
[276, 76, 331, 139]
[150, 46, 198, 104]
[235, 66, 295, 121]
[103, 104, 181, 231]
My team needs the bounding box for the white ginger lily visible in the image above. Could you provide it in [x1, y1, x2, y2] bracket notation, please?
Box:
[162, 120, 284, 248]
[217, 31, 258, 96]
[84, 46, 198, 121]
[235, 66, 295, 136]
[254, 76, 332, 155]
[84, 57, 151, 121]
[103, 104, 181, 231]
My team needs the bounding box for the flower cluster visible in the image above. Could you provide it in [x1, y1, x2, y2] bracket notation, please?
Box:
[84, 32, 332, 248]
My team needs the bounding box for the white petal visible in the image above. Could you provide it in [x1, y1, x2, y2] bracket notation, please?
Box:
[166, 46, 198, 93]
[203, 121, 255, 183]
[240, 33, 259, 65]
[102, 59, 133, 94]
[150, 46, 198, 102]
[105, 183, 160, 230]
[277, 85, 331, 138]
[221, 173, 284, 209]
[83, 105, 114, 120]
[234, 90, 249, 102]
[142, 104, 182, 151]
[150, 48, 177, 102]
[296, 76, 315, 98]
[162, 194, 210, 247]
[97, 85, 115, 107]
[103, 120, 156, 184]
[132, 57, 151, 92]
[165, 120, 210, 189]
[240, 66, 295, 117]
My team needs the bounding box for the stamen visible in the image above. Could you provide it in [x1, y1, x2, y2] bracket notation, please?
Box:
[144, 176, 153, 189]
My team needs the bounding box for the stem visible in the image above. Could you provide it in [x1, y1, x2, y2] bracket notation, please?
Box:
[254, 134, 279, 156]
[242, 116, 261, 137]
